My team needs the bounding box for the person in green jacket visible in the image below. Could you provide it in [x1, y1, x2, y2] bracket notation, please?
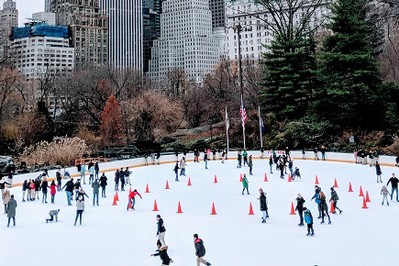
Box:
[242, 150, 248, 166]
[242, 174, 250, 195]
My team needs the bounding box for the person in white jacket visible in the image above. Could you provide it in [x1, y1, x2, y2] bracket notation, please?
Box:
[74, 196, 85, 226]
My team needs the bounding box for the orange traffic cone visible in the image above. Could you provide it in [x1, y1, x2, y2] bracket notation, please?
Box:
[362, 197, 368, 209]
[112, 195, 117, 206]
[214, 175, 218, 184]
[315, 175, 319, 185]
[248, 202, 254, 215]
[264, 173, 268, 182]
[115, 191, 119, 201]
[187, 177, 192, 186]
[365, 191, 371, 202]
[290, 202, 296, 215]
[177, 201, 183, 214]
[348, 182, 353, 192]
[239, 173, 243, 182]
[210, 202, 217, 215]
[165, 180, 170, 189]
[145, 183, 150, 193]
[153, 199, 159, 211]
[330, 201, 335, 214]
[359, 186, 364, 197]
[334, 178, 339, 188]
[288, 174, 292, 182]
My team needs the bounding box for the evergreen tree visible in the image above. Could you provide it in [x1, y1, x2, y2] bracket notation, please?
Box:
[260, 34, 317, 121]
[315, 0, 384, 129]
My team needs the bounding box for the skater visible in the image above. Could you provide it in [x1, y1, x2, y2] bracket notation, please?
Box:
[80, 164, 86, 185]
[151, 240, 173, 265]
[92, 178, 100, 206]
[320, 145, 327, 161]
[303, 207, 314, 236]
[269, 155, 273, 174]
[313, 147, 319, 160]
[237, 151, 242, 168]
[258, 188, 268, 223]
[41, 177, 49, 203]
[94, 161, 100, 179]
[180, 157, 187, 176]
[156, 214, 166, 246]
[375, 161, 382, 183]
[7, 195, 17, 227]
[73, 179, 82, 200]
[242, 174, 250, 195]
[387, 173, 399, 202]
[221, 149, 226, 164]
[2, 188, 10, 213]
[22, 180, 28, 202]
[62, 178, 74, 205]
[311, 185, 322, 218]
[193, 234, 212, 266]
[381, 185, 390, 205]
[46, 209, 60, 223]
[125, 167, 131, 186]
[74, 196, 84, 226]
[127, 189, 142, 210]
[76, 188, 89, 202]
[114, 169, 120, 191]
[319, 191, 331, 224]
[288, 159, 293, 176]
[243, 150, 248, 166]
[156, 151, 161, 165]
[56, 169, 62, 191]
[293, 167, 301, 180]
[295, 193, 305, 226]
[30, 179, 36, 200]
[99, 173, 108, 198]
[88, 164, 95, 185]
[120, 168, 126, 191]
[329, 187, 342, 214]
[173, 161, 179, 181]
[278, 159, 285, 179]
[49, 180, 57, 204]
[302, 148, 306, 159]
[204, 152, 208, 169]
[248, 155, 253, 175]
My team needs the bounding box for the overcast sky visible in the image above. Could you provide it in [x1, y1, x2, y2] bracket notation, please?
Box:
[16, 0, 45, 26]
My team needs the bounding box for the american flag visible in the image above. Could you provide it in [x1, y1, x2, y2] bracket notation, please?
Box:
[240, 94, 247, 128]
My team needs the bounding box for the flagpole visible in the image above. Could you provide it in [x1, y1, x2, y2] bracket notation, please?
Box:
[258, 106, 263, 149]
[225, 106, 230, 153]
[241, 94, 246, 150]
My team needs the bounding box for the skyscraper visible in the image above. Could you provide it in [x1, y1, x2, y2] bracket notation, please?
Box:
[0, 0, 18, 50]
[209, 0, 225, 29]
[142, 0, 164, 73]
[100, 0, 143, 71]
[50, 0, 108, 68]
[148, 0, 220, 84]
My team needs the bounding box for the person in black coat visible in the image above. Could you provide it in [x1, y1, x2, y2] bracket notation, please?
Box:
[387, 173, 399, 202]
[295, 193, 306, 226]
[194, 234, 211, 266]
[62, 178, 74, 205]
[156, 214, 166, 246]
[151, 240, 173, 265]
[375, 161, 382, 183]
[99, 173, 108, 198]
[258, 188, 268, 223]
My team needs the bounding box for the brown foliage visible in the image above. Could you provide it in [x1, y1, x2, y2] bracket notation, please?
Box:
[122, 90, 184, 140]
[100, 95, 126, 146]
[19, 137, 90, 166]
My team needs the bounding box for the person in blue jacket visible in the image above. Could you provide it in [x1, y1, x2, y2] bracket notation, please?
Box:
[303, 207, 314, 236]
[310, 185, 322, 218]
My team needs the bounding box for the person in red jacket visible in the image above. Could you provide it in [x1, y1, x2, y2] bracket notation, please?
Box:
[127, 189, 142, 210]
[49, 180, 58, 204]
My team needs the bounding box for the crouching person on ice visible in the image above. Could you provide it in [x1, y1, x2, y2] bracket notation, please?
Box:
[151, 240, 173, 265]
[46, 209, 60, 223]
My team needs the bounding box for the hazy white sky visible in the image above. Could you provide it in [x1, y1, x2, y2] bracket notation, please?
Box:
[15, 0, 45, 26]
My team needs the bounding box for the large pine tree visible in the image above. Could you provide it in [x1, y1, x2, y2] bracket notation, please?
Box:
[315, 0, 384, 129]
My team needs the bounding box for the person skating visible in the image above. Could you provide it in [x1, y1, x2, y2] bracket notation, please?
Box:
[237, 151, 242, 168]
[56, 169, 62, 191]
[92, 178, 100, 206]
[303, 207, 314, 236]
[173, 161, 179, 181]
[7, 194, 17, 227]
[2, 189, 10, 213]
[94, 161, 100, 179]
[62, 178, 74, 206]
[125, 167, 131, 186]
[127, 189, 142, 210]
[293, 167, 301, 180]
[375, 161, 383, 183]
[319, 191, 331, 224]
[49, 180, 57, 204]
[46, 209, 60, 223]
[88, 164, 95, 185]
[41, 177, 49, 203]
[76, 188, 89, 202]
[269, 155, 273, 174]
[204, 152, 208, 169]
[73, 179, 82, 200]
[156, 214, 166, 246]
[151, 240, 173, 265]
[258, 188, 268, 223]
[295, 193, 305, 226]
[387, 173, 399, 202]
[193, 234, 212, 266]
[329, 187, 342, 214]
[22, 180, 28, 202]
[74, 196, 85, 226]
[99, 173, 108, 198]
[248, 155, 253, 175]
[180, 157, 187, 176]
[381, 185, 390, 205]
[278, 160, 285, 179]
[243, 150, 248, 166]
[114, 169, 120, 191]
[311, 185, 322, 218]
[242, 174, 250, 195]
[119, 168, 126, 191]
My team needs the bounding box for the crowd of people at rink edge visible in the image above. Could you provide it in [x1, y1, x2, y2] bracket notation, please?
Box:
[2, 148, 399, 263]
